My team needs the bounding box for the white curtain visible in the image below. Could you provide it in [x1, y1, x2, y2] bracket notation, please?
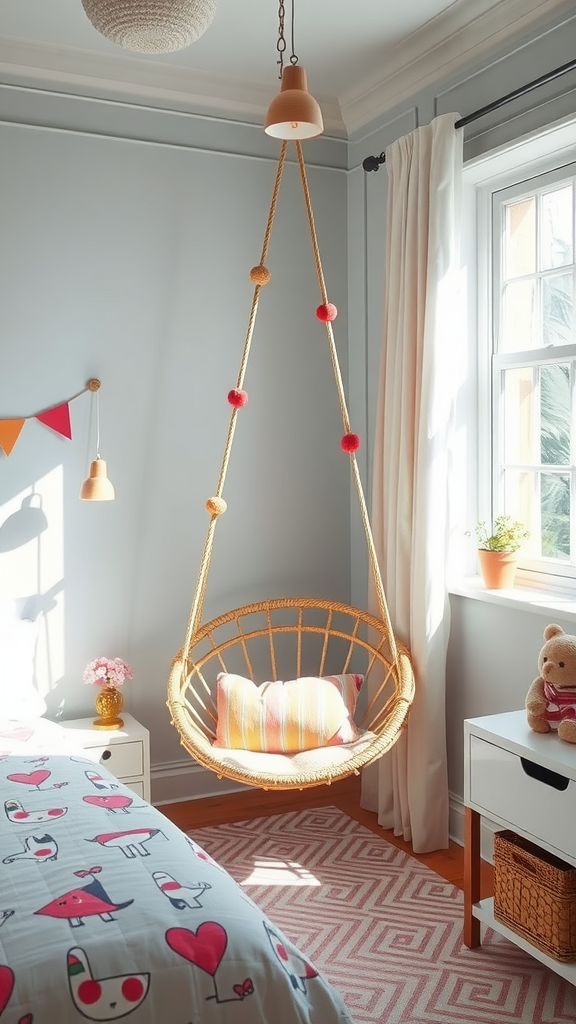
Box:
[360, 113, 463, 853]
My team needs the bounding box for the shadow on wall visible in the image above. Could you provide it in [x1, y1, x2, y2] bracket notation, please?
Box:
[0, 492, 66, 719]
[0, 493, 48, 553]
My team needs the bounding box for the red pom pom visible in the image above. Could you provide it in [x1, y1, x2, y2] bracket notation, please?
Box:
[341, 433, 360, 452]
[316, 302, 338, 322]
[228, 389, 248, 407]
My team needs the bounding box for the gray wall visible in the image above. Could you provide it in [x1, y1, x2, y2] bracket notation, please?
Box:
[0, 96, 349, 799]
[2, 3, 576, 810]
[345, 5, 576, 829]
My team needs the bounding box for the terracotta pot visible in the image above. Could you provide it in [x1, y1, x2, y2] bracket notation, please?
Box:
[477, 549, 518, 589]
[93, 683, 124, 730]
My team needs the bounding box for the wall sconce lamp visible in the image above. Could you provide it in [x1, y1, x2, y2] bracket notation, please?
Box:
[80, 378, 115, 501]
[264, 0, 323, 140]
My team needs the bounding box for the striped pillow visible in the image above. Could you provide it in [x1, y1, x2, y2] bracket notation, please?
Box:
[214, 673, 363, 753]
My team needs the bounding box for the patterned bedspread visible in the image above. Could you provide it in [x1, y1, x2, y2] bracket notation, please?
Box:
[0, 752, 355, 1024]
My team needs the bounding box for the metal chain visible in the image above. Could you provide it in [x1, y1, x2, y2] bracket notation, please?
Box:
[289, 0, 298, 66]
[275, 0, 298, 79]
[276, 1, 286, 78]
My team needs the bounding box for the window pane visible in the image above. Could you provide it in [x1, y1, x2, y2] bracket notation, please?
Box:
[503, 468, 536, 554]
[501, 279, 535, 351]
[542, 273, 573, 346]
[540, 363, 571, 465]
[541, 472, 571, 558]
[503, 366, 535, 463]
[504, 198, 535, 278]
[540, 185, 573, 270]
[503, 468, 571, 560]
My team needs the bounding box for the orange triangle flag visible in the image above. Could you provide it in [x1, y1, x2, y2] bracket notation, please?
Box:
[0, 419, 26, 456]
[36, 402, 72, 440]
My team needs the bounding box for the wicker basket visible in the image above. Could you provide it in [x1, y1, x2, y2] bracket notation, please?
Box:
[493, 830, 576, 962]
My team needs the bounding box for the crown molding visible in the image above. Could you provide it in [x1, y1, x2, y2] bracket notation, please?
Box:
[0, 0, 572, 139]
[0, 35, 345, 137]
[342, 0, 575, 135]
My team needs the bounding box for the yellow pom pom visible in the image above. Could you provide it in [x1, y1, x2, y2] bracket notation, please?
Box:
[250, 265, 271, 285]
[206, 496, 227, 516]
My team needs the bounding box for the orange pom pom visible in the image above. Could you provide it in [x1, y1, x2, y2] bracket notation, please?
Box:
[206, 497, 227, 516]
[250, 265, 271, 285]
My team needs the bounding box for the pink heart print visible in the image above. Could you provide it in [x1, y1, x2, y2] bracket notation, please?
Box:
[233, 978, 254, 997]
[166, 923, 227, 976]
[0, 965, 15, 1015]
[7, 771, 50, 787]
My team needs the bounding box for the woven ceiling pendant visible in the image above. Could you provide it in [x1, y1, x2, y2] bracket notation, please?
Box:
[81, 0, 218, 54]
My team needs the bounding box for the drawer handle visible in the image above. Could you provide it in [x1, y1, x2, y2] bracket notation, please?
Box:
[101, 749, 112, 761]
[520, 757, 569, 791]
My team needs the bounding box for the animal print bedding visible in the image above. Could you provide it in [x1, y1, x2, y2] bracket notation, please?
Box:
[0, 752, 355, 1024]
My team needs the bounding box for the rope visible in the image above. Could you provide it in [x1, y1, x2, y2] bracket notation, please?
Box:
[183, 139, 397, 664]
[294, 143, 397, 659]
[183, 142, 288, 655]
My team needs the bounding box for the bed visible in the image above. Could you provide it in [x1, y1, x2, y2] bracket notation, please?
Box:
[0, 721, 355, 1024]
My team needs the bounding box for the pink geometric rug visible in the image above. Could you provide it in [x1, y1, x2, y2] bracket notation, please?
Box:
[192, 805, 576, 1024]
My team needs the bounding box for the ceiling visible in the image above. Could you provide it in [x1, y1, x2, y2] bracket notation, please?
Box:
[0, 0, 572, 134]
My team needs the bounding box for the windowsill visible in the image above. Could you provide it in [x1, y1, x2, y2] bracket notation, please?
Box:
[449, 576, 576, 623]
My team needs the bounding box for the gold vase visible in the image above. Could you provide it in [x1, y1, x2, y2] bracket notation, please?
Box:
[93, 684, 124, 730]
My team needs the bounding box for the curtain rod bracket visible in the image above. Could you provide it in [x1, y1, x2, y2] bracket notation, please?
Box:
[362, 152, 385, 172]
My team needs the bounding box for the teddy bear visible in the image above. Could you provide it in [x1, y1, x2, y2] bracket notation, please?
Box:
[525, 623, 576, 743]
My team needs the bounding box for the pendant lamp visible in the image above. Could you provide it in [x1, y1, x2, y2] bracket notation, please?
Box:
[264, 1, 323, 141]
[80, 379, 115, 502]
[80, 0, 217, 55]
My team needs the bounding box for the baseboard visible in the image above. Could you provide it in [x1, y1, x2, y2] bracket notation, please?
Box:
[151, 758, 251, 805]
[449, 791, 497, 864]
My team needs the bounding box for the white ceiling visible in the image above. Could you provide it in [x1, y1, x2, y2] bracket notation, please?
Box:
[0, 0, 572, 134]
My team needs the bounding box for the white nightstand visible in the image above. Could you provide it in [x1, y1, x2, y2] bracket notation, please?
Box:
[60, 712, 151, 802]
[463, 709, 576, 984]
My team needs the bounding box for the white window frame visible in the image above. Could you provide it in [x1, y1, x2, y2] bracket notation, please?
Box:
[467, 121, 576, 595]
[491, 164, 576, 586]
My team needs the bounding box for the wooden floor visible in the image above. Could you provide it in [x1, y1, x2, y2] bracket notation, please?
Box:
[159, 772, 493, 898]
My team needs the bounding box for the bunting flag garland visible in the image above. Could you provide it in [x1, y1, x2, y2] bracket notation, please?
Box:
[0, 383, 92, 457]
[35, 403, 72, 440]
[0, 419, 26, 457]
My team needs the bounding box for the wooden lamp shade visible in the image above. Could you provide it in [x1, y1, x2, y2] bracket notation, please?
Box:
[264, 66, 324, 140]
[80, 457, 115, 501]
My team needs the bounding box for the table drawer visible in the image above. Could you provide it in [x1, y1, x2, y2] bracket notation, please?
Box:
[123, 779, 145, 798]
[469, 735, 576, 860]
[85, 739, 144, 780]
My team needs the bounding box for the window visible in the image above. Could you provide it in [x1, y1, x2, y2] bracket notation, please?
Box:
[490, 164, 576, 585]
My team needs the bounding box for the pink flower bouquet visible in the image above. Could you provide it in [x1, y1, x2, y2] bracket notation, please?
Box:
[83, 657, 133, 688]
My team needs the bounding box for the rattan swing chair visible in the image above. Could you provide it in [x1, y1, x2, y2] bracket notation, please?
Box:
[167, 140, 415, 791]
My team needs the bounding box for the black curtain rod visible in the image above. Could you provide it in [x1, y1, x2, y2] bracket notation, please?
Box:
[362, 56, 576, 172]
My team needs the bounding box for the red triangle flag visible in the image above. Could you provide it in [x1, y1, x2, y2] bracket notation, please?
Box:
[36, 402, 72, 440]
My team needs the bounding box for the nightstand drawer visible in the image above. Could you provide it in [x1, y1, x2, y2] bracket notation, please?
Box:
[469, 735, 576, 859]
[85, 739, 144, 780]
[124, 779, 145, 798]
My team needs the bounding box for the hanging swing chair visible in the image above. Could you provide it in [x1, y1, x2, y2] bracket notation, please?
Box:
[167, 140, 415, 790]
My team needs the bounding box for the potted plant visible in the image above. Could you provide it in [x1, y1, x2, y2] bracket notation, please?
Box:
[473, 514, 529, 589]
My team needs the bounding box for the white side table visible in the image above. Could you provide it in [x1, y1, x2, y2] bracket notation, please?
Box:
[463, 709, 576, 984]
[60, 712, 151, 802]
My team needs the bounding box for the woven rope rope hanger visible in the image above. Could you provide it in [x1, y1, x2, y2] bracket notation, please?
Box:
[167, 140, 415, 790]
